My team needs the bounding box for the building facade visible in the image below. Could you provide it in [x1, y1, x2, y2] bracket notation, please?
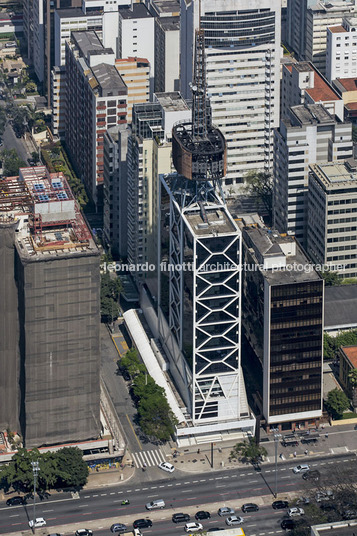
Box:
[326, 16, 357, 82]
[274, 103, 352, 247]
[241, 221, 324, 429]
[115, 57, 150, 123]
[180, 0, 281, 193]
[51, 65, 66, 138]
[154, 16, 180, 93]
[305, 0, 357, 75]
[65, 31, 127, 208]
[0, 166, 100, 447]
[307, 160, 357, 278]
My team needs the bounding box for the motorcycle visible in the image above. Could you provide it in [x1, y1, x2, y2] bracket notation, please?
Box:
[121, 499, 130, 505]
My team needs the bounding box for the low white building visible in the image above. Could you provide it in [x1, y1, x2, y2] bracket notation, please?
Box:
[326, 16, 357, 82]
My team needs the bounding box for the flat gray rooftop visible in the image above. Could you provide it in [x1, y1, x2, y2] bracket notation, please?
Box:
[152, 0, 180, 14]
[291, 103, 334, 125]
[324, 284, 357, 328]
[310, 161, 357, 190]
[56, 7, 87, 18]
[155, 91, 189, 111]
[91, 63, 126, 93]
[157, 16, 179, 30]
[72, 30, 104, 57]
[293, 61, 313, 72]
[185, 206, 236, 236]
[120, 3, 153, 19]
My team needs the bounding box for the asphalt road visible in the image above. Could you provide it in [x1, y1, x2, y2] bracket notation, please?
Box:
[2, 122, 31, 164]
[0, 452, 355, 536]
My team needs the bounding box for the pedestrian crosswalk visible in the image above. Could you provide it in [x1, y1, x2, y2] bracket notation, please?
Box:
[131, 449, 166, 468]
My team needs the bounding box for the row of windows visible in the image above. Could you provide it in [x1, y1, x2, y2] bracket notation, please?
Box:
[270, 403, 320, 416]
[271, 362, 321, 373]
[271, 318, 322, 330]
[272, 297, 322, 307]
[271, 393, 321, 404]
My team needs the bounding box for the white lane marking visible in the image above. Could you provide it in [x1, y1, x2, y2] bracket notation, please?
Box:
[110, 492, 115, 495]
[9, 515, 19, 518]
[100, 493, 107, 496]
[42, 509, 54, 512]
[181, 489, 193, 493]
[78, 504, 89, 508]
[147, 495, 159, 498]
[93, 494, 98, 497]
[146, 450, 157, 466]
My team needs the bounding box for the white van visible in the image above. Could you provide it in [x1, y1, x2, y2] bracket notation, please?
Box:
[145, 499, 165, 510]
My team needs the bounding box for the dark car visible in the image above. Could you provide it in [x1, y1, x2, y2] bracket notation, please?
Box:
[281, 519, 295, 530]
[320, 503, 337, 512]
[207, 529, 224, 532]
[6, 496, 25, 506]
[302, 469, 320, 481]
[241, 503, 259, 513]
[272, 500, 289, 510]
[195, 511, 211, 520]
[172, 513, 191, 524]
[133, 519, 153, 529]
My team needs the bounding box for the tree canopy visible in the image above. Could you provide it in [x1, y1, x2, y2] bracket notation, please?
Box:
[0, 148, 26, 177]
[230, 437, 267, 464]
[100, 272, 122, 323]
[243, 170, 273, 224]
[326, 388, 350, 419]
[324, 330, 357, 360]
[0, 447, 88, 494]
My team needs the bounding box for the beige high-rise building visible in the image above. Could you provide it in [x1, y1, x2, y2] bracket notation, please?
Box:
[115, 57, 150, 123]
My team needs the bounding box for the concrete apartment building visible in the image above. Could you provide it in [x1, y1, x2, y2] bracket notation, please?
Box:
[305, 0, 357, 75]
[65, 31, 127, 209]
[54, 7, 103, 67]
[180, 0, 281, 193]
[51, 65, 66, 138]
[115, 57, 150, 123]
[333, 76, 357, 122]
[274, 103, 353, 247]
[0, 166, 100, 447]
[286, 0, 316, 59]
[103, 124, 130, 258]
[326, 16, 357, 81]
[241, 219, 324, 430]
[118, 4, 156, 94]
[154, 16, 180, 93]
[281, 61, 344, 121]
[127, 93, 190, 285]
[307, 159, 357, 278]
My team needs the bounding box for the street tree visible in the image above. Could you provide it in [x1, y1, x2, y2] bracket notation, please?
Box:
[230, 438, 267, 464]
[132, 373, 164, 401]
[326, 388, 350, 418]
[320, 268, 340, 286]
[0, 448, 51, 494]
[0, 148, 26, 176]
[53, 447, 89, 489]
[138, 393, 178, 442]
[120, 348, 146, 380]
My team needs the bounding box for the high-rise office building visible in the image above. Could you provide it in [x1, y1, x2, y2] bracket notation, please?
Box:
[157, 30, 255, 438]
[154, 16, 180, 93]
[65, 31, 128, 208]
[180, 0, 281, 193]
[0, 166, 100, 447]
[286, 0, 316, 59]
[274, 103, 352, 247]
[241, 220, 324, 430]
[307, 159, 357, 278]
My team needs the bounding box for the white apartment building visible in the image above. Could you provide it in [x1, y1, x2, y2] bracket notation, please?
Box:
[118, 4, 156, 95]
[54, 8, 102, 67]
[127, 93, 190, 286]
[180, 0, 281, 193]
[115, 57, 150, 122]
[326, 16, 357, 81]
[308, 160, 357, 278]
[51, 65, 66, 139]
[274, 103, 353, 247]
[305, 0, 357, 75]
[281, 61, 344, 120]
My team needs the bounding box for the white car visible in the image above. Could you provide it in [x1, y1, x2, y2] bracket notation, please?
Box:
[185, 523, 203, 532]
[28, 517, 46, 528]
[158, 461, 175, 473]
[288, 507, 305, 517]
[225, 516, 244, 526]
[292, 464, 310, 474]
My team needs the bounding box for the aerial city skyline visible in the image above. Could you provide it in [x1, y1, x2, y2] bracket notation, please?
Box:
[0, 0, 357, 535]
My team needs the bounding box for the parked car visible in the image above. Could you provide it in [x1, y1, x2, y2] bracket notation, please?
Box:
[110, 523, 127, 533]
[184, 522, 203, 532]
[29, 518, 46, 528]
[75, 531, 93, 536]
[225, 516, 244, 526]
[133, 519, 153, 529]
[272, 500, 289, 510]
[241, 503, 259, 513]
[172, 513, 191, 524]
[315, 490, 334, 502]
[6, 496, 25, 506]
[158, 461, 175, 473]
[292, 464, 310, 474]
[281, 519, 295, 530]
[195, 511, 211, 520]
[288, 507, 305, 517]
[302, 470, 320, 481]
[218, 507, 234, 516]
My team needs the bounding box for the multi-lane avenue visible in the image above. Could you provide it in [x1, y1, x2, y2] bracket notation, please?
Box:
[0, 452, 355, 536]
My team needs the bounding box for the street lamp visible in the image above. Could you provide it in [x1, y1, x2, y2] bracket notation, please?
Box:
[31, 460, 40, 532]
[272, 428, 282, 498]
